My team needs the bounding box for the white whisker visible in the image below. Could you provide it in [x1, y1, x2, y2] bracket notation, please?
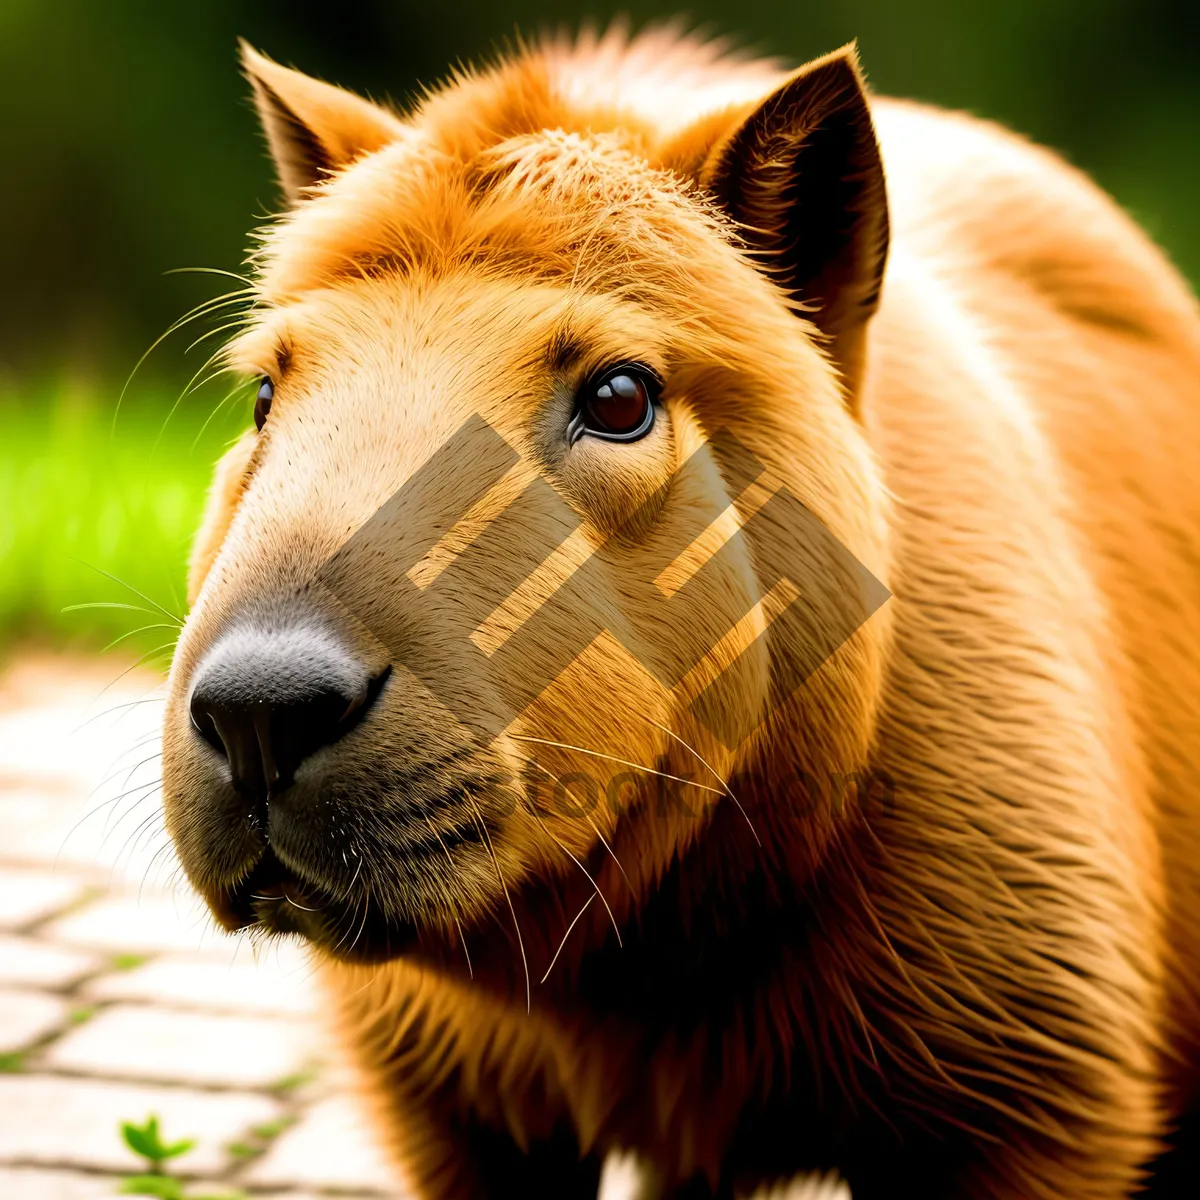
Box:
[423, 816, 473, 979]
[468, 798, 530, 1014]
[647, 717, 762, 847]
[523, 757, 634, 910]
[509, 735, 722, 794]
[540, 893, 596, 985]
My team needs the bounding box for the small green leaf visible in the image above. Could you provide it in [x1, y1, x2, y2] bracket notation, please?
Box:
[118, 1174, 184, 1199]
[121, 1120, 160, 1162]
[158, 1137, 195, 1160]
[112, 953, 148, 971]
[69, 1005, 97, 1025]
[0, 1052, 25, 1073]
[225, 1140, 260, 1159]
[120, 1114, 174, 1163]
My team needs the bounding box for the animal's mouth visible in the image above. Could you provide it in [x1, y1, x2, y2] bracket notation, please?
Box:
[221, 846, 312, 929]
[216, 845, 418, 964]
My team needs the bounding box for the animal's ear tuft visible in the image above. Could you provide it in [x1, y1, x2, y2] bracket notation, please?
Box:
[239, 41, 406, 204]
[700, 45, 889, 388]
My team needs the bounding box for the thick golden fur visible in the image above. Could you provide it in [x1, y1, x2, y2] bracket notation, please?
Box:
[162, 26, 1200, 1199]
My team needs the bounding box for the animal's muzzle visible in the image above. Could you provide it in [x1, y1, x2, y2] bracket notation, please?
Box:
[188, 622, 390, 800]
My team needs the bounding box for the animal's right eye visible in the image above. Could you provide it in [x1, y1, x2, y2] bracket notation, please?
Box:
[254, 377, 274, 431]
[567, 364, 659, 445]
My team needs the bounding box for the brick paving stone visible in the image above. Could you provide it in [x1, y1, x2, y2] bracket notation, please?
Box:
[43, 1003, 318, 1089]
[0, 666, 163, 797]
[244, 1095, 400, 1194]
[4, 791, 178, 883]
[0, 1073, 280, 1173]
[0, 989, 69, 1054]
[0, 1166, 126, 1198]
[0, 935, 104, 990]
[86, 942, 318, 1016]
[0, 867, 89, 931]
[0, 790, 101, 871]
[41, 891, 230, 956]
[0, 663, 170, 886]
[1, 665, 193, 930]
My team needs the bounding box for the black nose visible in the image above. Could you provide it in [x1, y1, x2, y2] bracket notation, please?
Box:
[189, 625, 389, 798]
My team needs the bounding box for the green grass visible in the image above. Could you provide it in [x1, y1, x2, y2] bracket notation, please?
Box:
[0, 381, 250, 660]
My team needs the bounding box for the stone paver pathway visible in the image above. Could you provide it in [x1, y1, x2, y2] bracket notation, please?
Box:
[0, 655, 847, 1200]
[0, 655, 397, 1200]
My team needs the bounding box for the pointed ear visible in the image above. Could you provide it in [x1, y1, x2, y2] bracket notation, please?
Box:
[239, 42, 407, 203]
[698, 45, 889, 390]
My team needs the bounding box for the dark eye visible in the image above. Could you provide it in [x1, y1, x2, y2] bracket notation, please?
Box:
[254, 377, 274, 431]
[569, 365, 658, 444]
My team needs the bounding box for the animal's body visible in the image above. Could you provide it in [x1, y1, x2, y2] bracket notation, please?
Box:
[162, 28, 1200, 1199]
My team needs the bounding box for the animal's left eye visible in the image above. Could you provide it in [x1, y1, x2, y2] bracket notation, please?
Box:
[569, 365, 659, 444]
[254, 377, 274, 432]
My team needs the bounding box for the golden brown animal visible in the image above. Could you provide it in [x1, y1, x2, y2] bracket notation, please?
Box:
[162, 27, 1200, 1199]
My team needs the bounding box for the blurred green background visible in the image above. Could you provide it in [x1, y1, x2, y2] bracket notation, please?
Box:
[2, 0, 1197, 662]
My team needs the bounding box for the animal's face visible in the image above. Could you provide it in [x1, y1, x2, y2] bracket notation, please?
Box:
[162, 35, 891, 971]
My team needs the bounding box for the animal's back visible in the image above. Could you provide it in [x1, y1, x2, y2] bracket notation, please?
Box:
[866, 96, 1200, 1091]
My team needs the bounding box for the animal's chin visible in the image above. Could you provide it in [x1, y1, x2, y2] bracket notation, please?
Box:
[213, 845, 419, 965]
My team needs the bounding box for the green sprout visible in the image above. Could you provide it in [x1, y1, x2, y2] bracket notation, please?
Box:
[117, 1114, 246, 1199]
[119, 1114, 194, 1198]
[121, 1114, 195, 1169]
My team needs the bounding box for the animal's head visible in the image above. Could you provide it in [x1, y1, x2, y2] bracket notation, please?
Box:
[163, 30, 892, 976]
